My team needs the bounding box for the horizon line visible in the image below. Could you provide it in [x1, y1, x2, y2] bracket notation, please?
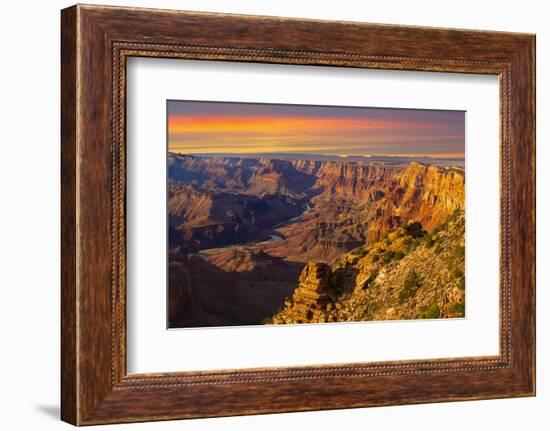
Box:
[169, 150, 465, 159]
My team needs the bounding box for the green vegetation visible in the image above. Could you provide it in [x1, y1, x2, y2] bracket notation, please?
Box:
[410, 237, 422, 251]
[399, 270, 423, 302]
[364, 269, 379, 288]
[450, 302, 465, 315]
[424, 234, 435, 248]
[447, 208, 462, 222]
[350, 245, 368, 258]
[382, 250, 396, 264]
[431, 225, 443, 236]
[451, 268, 466, 290]
[405, 221, 425, 238]
[459, 275, 465, 290]
[418, 303, 440, 319]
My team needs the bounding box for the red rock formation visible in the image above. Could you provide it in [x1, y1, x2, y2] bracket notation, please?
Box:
[272, 262, 333, 324]
[168, 154, 464, 261]
[307, 161, 401, 198]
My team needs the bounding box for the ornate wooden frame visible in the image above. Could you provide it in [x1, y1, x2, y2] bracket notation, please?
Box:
[61, 4, 536, 425]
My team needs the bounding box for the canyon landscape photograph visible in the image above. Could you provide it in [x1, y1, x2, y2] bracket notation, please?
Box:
[167, 101, 466, 328]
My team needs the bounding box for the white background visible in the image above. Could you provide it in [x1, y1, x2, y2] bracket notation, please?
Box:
[127, 59, 500, 373]
[0, 0, 547, 430]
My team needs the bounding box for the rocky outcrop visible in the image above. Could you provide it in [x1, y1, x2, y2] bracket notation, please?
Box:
[270, 211, 466, 324]
[272, 262, 333, 324]
[393, 162, 465, 230]
[307, 161, 401, 199]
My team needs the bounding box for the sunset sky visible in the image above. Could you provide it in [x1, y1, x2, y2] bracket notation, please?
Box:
[167, 101, 465, 158]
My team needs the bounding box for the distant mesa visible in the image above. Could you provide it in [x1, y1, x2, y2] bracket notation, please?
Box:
[169, 151, 465, 168]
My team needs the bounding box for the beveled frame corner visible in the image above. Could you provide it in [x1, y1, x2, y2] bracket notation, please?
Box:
[61, 4, 535, 425]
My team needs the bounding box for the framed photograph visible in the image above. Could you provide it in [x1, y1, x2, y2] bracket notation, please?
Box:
[165, 100, 467, 329]
[61, 4, 535, 425]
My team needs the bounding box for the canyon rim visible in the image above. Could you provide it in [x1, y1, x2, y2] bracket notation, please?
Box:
[167, 101, 466, 328]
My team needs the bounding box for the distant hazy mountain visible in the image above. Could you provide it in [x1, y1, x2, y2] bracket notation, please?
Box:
[178, 152, 465, 168]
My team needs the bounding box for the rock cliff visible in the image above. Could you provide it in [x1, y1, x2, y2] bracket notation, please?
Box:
[272, 262, 333, 324]
[269, 210, 466, 324]
[168, 154, 465, 260]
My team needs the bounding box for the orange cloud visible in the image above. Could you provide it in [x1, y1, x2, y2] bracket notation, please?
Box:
[168, 114, 438, 135]
[167, 111, 464, 158]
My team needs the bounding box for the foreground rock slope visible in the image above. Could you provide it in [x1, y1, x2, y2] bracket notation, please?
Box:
[270, 210, 466, 324]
